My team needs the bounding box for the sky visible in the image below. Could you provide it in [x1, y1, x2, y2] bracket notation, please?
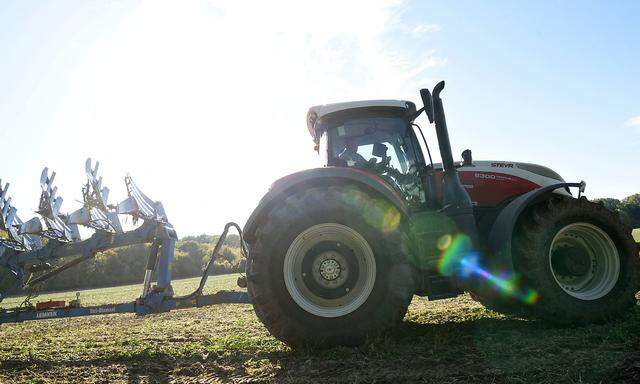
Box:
[1, 0, 639, 236]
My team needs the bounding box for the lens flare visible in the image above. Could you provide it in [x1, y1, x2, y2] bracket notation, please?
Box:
[437, 234, 538, 304]
[338, 188, 399, 233]
[437, 234, 452, 251]
[438, 234, 472, 276]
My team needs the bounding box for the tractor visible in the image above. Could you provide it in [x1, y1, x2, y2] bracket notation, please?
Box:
[243, 81, 640, 347]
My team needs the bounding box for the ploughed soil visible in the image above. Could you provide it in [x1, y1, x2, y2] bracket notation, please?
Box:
[0, 274, 638, 383]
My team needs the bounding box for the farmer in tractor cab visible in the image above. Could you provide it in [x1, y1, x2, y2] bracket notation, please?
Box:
[338, 140, 367, 166]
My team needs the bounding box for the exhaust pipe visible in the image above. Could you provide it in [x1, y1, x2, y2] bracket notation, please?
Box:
[420, 81, 478, 247]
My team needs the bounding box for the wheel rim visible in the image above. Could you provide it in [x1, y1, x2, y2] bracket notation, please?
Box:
[548, 222, 620, 300]
[283, 223, 376, 318]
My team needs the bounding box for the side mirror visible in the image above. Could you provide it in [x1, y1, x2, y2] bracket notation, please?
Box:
[419, 89, 434, 123]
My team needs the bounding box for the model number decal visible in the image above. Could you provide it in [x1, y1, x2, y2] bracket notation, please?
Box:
[475, 172, 515, 182]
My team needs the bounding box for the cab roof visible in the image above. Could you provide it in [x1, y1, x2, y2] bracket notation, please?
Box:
[307, 99, 414, 142]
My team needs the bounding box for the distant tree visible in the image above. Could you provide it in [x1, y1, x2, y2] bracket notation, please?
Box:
[182, 234, 214, 243]
[620, 194, 640, 228]
[177, 240, 207, 265]
[594, 198, 621, 212]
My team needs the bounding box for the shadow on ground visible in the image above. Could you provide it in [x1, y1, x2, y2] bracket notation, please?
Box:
[2, 311, 638, 384]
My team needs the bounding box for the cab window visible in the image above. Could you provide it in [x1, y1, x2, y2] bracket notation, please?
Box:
[327, 116, 425, 204]
[329, 117, 420, 172]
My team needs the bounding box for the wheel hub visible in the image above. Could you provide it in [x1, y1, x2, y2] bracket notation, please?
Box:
[319, 259, 341, 280]
[310, 248, 350, 290]
[552, 247, 591, 277]
[549, 222, 620, 301]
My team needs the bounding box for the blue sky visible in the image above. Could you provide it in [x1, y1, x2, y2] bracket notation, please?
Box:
[1, 1, 639, 235]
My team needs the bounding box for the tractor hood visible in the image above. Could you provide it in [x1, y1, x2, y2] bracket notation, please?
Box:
[451, 160, 570, 206]
[459, 160, 564, 183]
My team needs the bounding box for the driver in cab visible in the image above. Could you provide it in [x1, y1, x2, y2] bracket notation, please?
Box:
[338, 141, 367, 166]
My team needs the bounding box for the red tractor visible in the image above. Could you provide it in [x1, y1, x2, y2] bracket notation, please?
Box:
[243, 81, 639, 347]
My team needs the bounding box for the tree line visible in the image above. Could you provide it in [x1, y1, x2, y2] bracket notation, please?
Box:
[594, 194, 640, 228]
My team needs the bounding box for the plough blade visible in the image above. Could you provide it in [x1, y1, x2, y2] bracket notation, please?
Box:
[0, 181, 41, 250]
[19, 217, 44, 235]
[37, 167, 78, 241]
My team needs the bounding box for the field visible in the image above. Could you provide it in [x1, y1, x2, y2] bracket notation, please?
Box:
[0, 274, 638, 384]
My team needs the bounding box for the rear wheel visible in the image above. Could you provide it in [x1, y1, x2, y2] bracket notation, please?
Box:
[513, 197, 639, 323]
[246, 185, 414, 347]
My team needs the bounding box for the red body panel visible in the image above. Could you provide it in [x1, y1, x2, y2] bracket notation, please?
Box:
[434, 170, 540, 207]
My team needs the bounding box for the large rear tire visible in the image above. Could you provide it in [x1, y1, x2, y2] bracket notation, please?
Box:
[246, 185, 415, 347]
[512, 197, 639, 323]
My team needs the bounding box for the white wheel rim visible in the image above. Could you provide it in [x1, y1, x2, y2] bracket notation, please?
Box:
[549, 222, 620, 301]
[283, 223, 376, 318]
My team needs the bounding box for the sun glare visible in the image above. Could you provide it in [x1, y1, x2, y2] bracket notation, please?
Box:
[23, 0, 442, 235]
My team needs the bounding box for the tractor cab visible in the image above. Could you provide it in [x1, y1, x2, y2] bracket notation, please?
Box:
[307, 97, 568, 211]
[308, 100, 427, 205]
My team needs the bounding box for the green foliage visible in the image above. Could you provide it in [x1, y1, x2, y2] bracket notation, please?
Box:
[595, 193, 640, 228]
[621, 194, 640, 228]
[593, 197, 621, 212]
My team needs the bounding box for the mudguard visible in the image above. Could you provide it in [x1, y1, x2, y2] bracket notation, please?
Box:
[243, 167, 409, 240]
[487, 182, 583, 273]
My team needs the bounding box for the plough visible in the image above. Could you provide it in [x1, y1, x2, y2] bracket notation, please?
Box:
[0, 159, 249, 324]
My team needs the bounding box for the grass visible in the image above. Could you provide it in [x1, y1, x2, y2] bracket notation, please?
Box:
[0, 274, 638, 383]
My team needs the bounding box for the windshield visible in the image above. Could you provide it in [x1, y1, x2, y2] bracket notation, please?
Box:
[328, 117, 421, 168]
[327, 116, 425, 204]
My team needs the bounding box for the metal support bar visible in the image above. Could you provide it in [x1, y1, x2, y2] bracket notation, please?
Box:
[141, 239, 161, 297]
[0, 290, 250, 324]
[176, 222, 245, 300]
[0, 221, 157, 270]
[156, 238, 174, 290]
[27, 254, 91, 287]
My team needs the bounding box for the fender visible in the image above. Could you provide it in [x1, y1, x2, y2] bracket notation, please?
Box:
[243, 167, 409, 240]
[487, 182, 583, 272]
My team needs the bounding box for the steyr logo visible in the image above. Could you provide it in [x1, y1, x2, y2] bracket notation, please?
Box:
[491, 162, 514, 168]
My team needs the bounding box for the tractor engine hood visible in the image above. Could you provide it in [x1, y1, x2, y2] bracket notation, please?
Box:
[460, 160, 564, 183]
[445, 160, 570, 207]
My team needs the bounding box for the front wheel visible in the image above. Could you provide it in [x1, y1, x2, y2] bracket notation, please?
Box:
[246, 185, 415, 347]
[513, 197, 639, 323]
